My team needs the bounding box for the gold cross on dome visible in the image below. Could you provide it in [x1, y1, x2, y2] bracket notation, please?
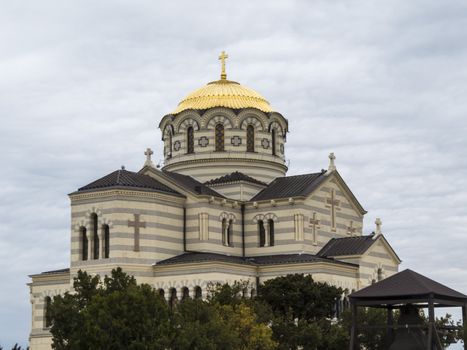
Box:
[218, 51, 229, 80]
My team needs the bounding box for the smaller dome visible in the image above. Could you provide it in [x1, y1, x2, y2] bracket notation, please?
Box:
[173, 79, 273, 114]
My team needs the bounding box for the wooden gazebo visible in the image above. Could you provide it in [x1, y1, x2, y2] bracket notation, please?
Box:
[349, 269, 467, 350]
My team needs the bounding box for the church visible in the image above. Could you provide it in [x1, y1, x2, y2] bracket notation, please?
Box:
[28, 52, 401, 349]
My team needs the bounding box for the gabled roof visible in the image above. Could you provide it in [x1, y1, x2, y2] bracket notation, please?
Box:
[155, 252, 357, 267]
[205, 171, 267, 187]
[318, 235, 376, 257]
[350, 269, 467, 301]
[161, 170, 224, 198]
[251, 171, 327, 201]
[76, 169, 184, 197]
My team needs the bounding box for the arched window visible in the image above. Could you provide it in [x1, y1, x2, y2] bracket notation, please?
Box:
[194, 286, 202, 299]
[91, 213, 99, 259]
[268, 219, 275, 246]
[168, 132, 173, 158]
[228, 219, 233, 247]
[102, 224, 110, 259]
[44, 296, 52, 328]
[169, 288, 177, 309]
[377, 268, 384, 281]
[258, 220, 265, 247]
[222, 218, 227, 246]
[271, 129, 276, 155]
[246, 125, 255, 152]
[181, 287, 189, 301]
[158, 289, 165, 300]
[215, 124, 224, 151]
[187, 126, 194, 154]
[80, 227, 88, 261]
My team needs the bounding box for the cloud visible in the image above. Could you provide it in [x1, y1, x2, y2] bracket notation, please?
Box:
[1, 0, 467, 348]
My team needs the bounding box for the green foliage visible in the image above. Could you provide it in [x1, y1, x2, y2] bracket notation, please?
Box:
[50, 268, 171, 350]
[258, 274, 342, 321]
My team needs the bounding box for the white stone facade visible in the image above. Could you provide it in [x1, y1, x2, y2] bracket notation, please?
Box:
[28, 75, 401, 350]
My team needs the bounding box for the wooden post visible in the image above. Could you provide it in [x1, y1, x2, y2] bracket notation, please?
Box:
[349, 303, 357, 350]
[462, 303, 466, 350]
[427, 296, 434, 350]
[386, 306, 394, 350]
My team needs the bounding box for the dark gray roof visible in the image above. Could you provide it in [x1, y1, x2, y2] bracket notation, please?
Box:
[77, 169, 183, 197]
[318, 235, 376, 257]
[350, 269, 467, 301]
[251, 171, 327, 201]
[205, 171, 267, 186]
[156, 252, 356, 267]
[41, 268, 70, 275]
[162, 170, 224, 198]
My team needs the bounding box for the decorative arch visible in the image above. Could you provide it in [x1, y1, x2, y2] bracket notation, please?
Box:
[162, 124, 175, 141]
[252, 213, 278, 223]
[237, 109, 267, 129]
[239, 115, 264, 131]
[219, 212, 236, 222]
[268, 121, 284, 137]
[176, 116, 201, 133]
[203, 108, 235, 129]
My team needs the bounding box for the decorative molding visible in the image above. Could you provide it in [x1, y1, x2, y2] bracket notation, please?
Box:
[261, 138, 270, 149]
[198, 136, 209, 147]
[173, 140, 181, 151]
[231, 136, 242, 146]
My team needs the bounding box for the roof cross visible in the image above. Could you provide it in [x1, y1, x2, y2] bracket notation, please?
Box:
[144, 148, 154, 167]
[375, 218, 382, 235]
[218, 51, 229, 80]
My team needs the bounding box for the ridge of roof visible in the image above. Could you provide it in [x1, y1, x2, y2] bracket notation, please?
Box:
[76, 169, 184, 197]
[318, 235, 376, 257]
[155, 252, 357, 267]
[161, 170, 225, 198]
[350, 269, 467, 300]
[250, 171, 326, 201]
[205, 171, 267, 186]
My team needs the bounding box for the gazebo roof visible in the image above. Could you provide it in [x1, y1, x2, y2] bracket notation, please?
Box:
[350, 269, 467, 306]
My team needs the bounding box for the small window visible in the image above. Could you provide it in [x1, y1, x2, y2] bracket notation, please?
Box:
[271, 129, 276, 155]
[268, 219, 275, 246]
[167, 132, 173, 158]
[194, 286, 202, 299]
[377, 268, 384, 281]
[228, 219, 233, 247]
[91, 214, 99, 260]
[169, 288, 177, 309]
[246, 125, 255, 152]
[158, 289, 165, 300]
[187, 126, 194, 154]
[221, 218, 227, 246]
[103, 225, 110, 259]
[81, 227, 88, 261]
[215, 124, 225, 151]
[181, 287, 189, 301]
[44, 296, 52, 328]
[258, 220, 265, 247]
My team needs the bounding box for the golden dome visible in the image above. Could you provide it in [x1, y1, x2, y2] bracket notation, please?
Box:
[172, 79, 273, 114]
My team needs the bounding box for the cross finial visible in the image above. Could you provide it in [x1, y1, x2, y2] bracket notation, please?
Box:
[144, 148, 154, 167]
[375, 218, 382, 235]
[327, 152, 336, 173]
[218, 51, 229, 80]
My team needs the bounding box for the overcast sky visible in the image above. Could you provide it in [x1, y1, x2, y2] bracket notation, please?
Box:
[1, 0, 467, 348]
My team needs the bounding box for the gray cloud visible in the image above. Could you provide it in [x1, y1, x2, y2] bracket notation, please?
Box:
[1, 0, 467, 348]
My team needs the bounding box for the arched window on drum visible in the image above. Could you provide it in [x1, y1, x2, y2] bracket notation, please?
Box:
[187, 126, 194, 154]
[215, 124, 225, 151]
[246, 125, 255, 152]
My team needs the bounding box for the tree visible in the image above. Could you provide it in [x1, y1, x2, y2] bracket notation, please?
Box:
[256, 274, 343, 349]
[49, 268, 171, 350]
